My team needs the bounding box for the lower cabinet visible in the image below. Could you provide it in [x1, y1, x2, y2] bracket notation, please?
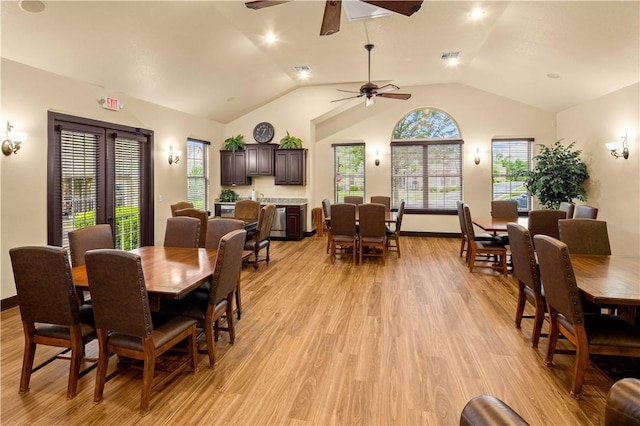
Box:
[285, 205, 306, 240]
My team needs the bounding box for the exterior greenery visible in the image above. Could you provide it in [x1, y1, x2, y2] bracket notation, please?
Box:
[392, 108, 460, 139]
[224, 134, 246, 152]
[524, 140, 589, 208]
[73, 206, 139, 250]
[279, 131, 303, 149]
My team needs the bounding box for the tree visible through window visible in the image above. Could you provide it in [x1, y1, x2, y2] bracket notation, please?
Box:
[187, 139, 209, 210]
[333, 143, 365, 203]
[391, 108, 462, 212]
[491, 138, 533, 211]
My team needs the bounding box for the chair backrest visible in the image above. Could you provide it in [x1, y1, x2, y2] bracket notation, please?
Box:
[163, 217, 200, 248]
[491, 200, 518, 218]
[209, 229, 247, 306]
[343, 196, 363, 205]
[205, 218, 245, 249]
[9, 245, 80, 326]
[574, 205, 598, 219]
[507, 223, 541, 293]
[256, 204, 276, 241]
[605, 378, 640, 426]
[330, 203, 356, 237]
[170, 201, 193, 216]
[456, 200, 467, 235]
[68, 224, 114, 267]
[370, 196, 391, 211]
[174, 207, 208, 247]
[395, 200, 406, 232]
[527, 209, 566, 242]
[558, 219, 611, 255]
[462, 204, 477, 240]
[235, 200, 260, 221]
[534, 235, 584, 326]
[358, 203, 386, 238]
[85, 249, 153, 338]
[322, 198, 331, 219]
[559, 202, 575, 219]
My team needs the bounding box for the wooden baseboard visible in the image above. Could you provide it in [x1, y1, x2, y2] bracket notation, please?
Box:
[1, 295, 18, 311]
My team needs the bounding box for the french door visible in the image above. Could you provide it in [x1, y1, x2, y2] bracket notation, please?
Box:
[47, 112, 154, 250]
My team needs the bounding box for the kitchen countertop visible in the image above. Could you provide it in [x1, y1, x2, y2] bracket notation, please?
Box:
[214, 198, 307, 206]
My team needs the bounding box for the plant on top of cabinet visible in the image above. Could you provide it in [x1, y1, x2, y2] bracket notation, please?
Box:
[224, 134, 246, 152]
[219, 188, 239, 202]
[279, 131, 303, 149]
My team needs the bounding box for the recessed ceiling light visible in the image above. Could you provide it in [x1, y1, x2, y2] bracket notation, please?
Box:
[547, 73, 560, 79]
[469, 7, 485, 20]
[293, 65, 311, 79]
[19, 0, 46, 13]
[441, 51, 461, 66]
[264, 33, 277, 44]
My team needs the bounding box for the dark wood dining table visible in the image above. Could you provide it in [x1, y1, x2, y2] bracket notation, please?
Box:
[472, 216, 529, 233]
[325, 210, 398, 224]
[72, 246, 251, 311]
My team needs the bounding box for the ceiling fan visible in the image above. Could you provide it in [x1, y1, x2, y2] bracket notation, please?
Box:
[245, 1, 423, 36]
[331, 44, 411, 106]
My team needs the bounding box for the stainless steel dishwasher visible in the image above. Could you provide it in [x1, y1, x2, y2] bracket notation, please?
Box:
[270, 207, 287, 238]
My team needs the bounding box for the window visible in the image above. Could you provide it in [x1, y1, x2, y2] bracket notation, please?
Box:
[48, 112, 154, 251]
[333, 143, 365, 203]
[391, 108, 462, 212]
[186, 139, 209, 210]
[491, 138, 533, 211]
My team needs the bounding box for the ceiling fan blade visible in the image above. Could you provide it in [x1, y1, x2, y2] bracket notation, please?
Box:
[360, 1, 423, 16]
[245, 1, 290, 10]
[377, 92, 412, 100]
[320, 0, 342, 36]
[365, 96, 375, 107]
[336, 88, 362, 94]
[376, 84, 400, 94]
[331, 94, 363, 103]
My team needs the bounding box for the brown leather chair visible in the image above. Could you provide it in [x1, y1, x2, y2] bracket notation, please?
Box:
[559, 202, 575, 219]
[312, 207, 324, 237]
[244, 204, 276, 269]
[558, 219, 611, 255]
[170, 201, 193, 216]
[163, 216, 200, 248]
[460, 395, 530, 426]
[174, 207, 209, 247]
[170, 229, 246, 367]
[85, 249, 198, 415]
[507, 223, 546, 347]
[463, 205, 507, 276]
[9, 245, 96, 399]
[386, 200, 405, 257]
[527, 209, 565, 248]
[330, 203, 357, 264]
[370, 196, 391, 211]
[605, 378, 640, 426]
[344, 195, 363, 205]
[358, 203, 387, 264]
[456, 201, 494, 260]
[235, 199, 260, 221]
[574, 204, 598, 219]
[68, 224, 114, 266]
[534, 235, 640, 399]
[491, 200, 518, 218]
[322, 198, 332, 254]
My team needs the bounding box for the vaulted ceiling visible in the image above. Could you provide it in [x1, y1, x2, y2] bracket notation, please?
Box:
[2, 1, 638, 123]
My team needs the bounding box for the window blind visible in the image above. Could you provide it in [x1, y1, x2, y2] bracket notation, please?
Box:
[491, 138, 533, 211]
[333, 143, 365, 203]
[187, 139, 209, 210]
[113, 137, 142, 250]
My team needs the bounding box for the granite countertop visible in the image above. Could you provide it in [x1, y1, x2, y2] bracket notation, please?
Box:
[215, 198, 307, 206]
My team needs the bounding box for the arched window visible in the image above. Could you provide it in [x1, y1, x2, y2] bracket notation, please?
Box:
[391, 108, 463, 212]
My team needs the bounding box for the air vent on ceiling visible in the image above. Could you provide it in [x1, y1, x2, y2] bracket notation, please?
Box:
[293, 65, 311, 73]
[441, 51, 461, 60]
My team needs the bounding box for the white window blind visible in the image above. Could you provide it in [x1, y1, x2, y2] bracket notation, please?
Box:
[333, 143, 365, 203]
[491, 138, 533, 211]
[114, 137, 142, 250]
[187, 139, 209, 210]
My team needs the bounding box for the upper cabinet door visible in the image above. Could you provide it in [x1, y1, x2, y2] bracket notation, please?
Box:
[246, 144, 275, 176]
[275, 149, 306, 185]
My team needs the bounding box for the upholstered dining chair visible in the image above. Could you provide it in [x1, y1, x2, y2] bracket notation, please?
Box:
[574, 205, 598, 219]
[163, 217, 200, 248]
[170, 229, 246, 367]
[604, 378, 640, 425]
[558, 219, 611, 255]
[244, 204, 276, 269]
[534, 235, 640, 399]
[322, 198, 332, 254]
[491, 200, 518, 218]
[460, 395, 530, 426]
[312, 207, 324, 237]
[559, 202, 575, 219]
[463, 205, 508, 276]
[85, 249, 198, 415]
[330, 203, 357, 264]
[170, 201, 193, 216]
[235, 199, 260, 221]
[386, 200, 406, 257]
[456, 201, 495, 260]
[358, 203, 387, 264]
[68, 224, 114, 267]
[343, 195, 363, 205]
[174, 207, 209, 247]
[9, 245, 96, 399]
[370, 196, 391, 211]
[507, 223, 546, 347]
[527, 209, 566, 248]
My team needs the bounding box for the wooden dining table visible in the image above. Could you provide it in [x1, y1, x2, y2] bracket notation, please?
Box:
[325, 210, 398, 224]
[73, 246, 250, 311]
[472, 216, 529, 233]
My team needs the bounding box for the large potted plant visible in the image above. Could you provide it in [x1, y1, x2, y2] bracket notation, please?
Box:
[523, 140, 589, 209]
[278, 131, 303, 149]
[224, 134, 246, 152]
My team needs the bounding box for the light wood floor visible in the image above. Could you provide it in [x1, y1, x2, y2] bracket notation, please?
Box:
[1, 236, 611, 425]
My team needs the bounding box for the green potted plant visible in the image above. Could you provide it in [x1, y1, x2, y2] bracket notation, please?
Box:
[278, 131, 303, 149]
[523, 139, 589, 209]
[219, 188, 239, 202]
[224, 134, 246, 152]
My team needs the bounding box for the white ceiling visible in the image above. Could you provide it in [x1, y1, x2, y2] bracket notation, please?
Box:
[2, 1, 638, 123]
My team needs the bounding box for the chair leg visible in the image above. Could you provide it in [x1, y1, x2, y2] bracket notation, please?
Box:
[93, 329, 110, 403]
[226, 296, 235, 344]
[140, 340, 155, 416]
[19, 323, 36, 395]
[67, 326, 83, 399]
[396, 235, 401, 257]
[235, 279, 242, 320]
[265, 241, 270, 265]
[459, 235, 466, 257]
[468, 245, 476, 272]
[330, 241, 335, 263]
[188, 325, 198, 374]
[359, 242, 363, 264]
[514, 283, 526, 329]
[253, 245, 259, 270]
[545, 311, 560, 367]
[531, 295, 546, 348]
[205, 306, 217, 367]
[570, 331, 590, 399]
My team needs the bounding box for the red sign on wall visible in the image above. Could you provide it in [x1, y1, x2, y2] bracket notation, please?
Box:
[101, 96, 121, 111]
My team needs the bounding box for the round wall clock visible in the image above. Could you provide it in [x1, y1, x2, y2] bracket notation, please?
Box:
[253, 122, 275, 144]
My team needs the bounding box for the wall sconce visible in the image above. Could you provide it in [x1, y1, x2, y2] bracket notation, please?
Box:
[605, 134, 629, 159]
[168, 145, 181, 165]
[374, 151, 380, 166]
[474, 148, 481, 165]
[2, 121, 28, 156]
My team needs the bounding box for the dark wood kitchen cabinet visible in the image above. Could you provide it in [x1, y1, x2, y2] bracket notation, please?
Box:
[220, 150, 251, 186]
[286, 205, 306, 240]
[275, 149, 306, 185]
[245, 144, 275, 176]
